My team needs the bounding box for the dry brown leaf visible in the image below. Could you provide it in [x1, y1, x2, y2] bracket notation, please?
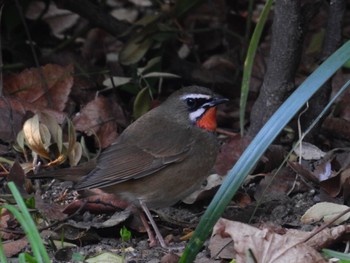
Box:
[332, 72, 350, 121]
[34, 193, 67, 221]
[254, 167, 304, 201]
[73, 96, 126, 148]
[0, 97, 65, 143]
[211, 218, 327, 263]
[215, 135, 251, 176]
[208, 235, 235, 260]
[341, 168, 350, 203]
[62, 190, 129, 215]
[288, 160, 341, 198]
[7, 160, 28, 195]
[160, 253, 181, 263]
[3, 237, 28, 257]
[4, 64, 73, 112]
[0, 209, 21, 241]
[322, 116, 350, 141]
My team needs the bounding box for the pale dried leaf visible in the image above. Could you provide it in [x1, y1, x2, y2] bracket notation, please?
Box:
[68, 142, 82, 167]
[39, 123, 51, 148]
[85, 252, 123, 263]
[208, 235, 235, 260]
[301, 202, 350, 225]
[26, 1, 79, 38]
[102, 76, 132, 91]
[51, 240, 77, 249]
[110, 8, 138, 23]
[15, 130, 25, 152]
[212, 218, 326, 263]
[129, 0, 152, 6]
[23, 115, 50, 159]
[294, 142, 326, 160]
[183, 174, 224, 204]
[38, 112, 63, 153]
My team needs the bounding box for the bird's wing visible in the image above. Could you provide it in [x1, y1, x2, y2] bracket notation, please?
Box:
[75, 118, 194, 190]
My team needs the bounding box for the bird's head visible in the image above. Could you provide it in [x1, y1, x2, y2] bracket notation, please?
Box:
[163, 86, 228, 132]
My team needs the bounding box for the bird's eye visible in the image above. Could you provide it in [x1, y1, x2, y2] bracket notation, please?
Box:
[186, 98, 197, 109]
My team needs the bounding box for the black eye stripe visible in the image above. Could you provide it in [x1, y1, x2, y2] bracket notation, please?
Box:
[185, 98, 212, 110]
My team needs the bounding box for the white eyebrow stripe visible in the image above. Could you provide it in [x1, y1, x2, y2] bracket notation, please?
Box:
[180, 94, 212, 100]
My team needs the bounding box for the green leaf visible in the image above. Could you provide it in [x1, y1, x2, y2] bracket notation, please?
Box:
[66, 118, 77, 156]
[119, 32, 153, 65]
[137, 57, 161, 75]
[133, 87, 152, 119]
[120, 226, 131, 242]
[306, 29, 325, 55]
[343, 58, 350, 68]
[142, 72, 180, 79]
[24, 196, 35, 209]
[72, 252, 85, 261]
[0, 157, 14, 166]
[20, 253, 37, 263]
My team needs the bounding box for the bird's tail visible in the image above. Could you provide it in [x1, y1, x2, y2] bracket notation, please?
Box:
[27, 159, 96, 183]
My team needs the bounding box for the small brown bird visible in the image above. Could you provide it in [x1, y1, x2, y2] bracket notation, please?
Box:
[34, 86, 227, 247]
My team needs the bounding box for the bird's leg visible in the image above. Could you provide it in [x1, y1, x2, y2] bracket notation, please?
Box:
[139, 199, 167, 248]
[137, 209, 157, 247]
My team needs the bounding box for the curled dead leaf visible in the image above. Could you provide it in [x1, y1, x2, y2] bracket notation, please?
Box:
[23, 114, 50, 159]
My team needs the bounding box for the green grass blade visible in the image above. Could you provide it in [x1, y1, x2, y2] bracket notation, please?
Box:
[179, 40, 350, 262]
[6, 182, 51, 262]
[0, 236, 8, 263]
[240, 0, 274, 135]
[18, 253, 26, 263]
[2, 205, 42, 261]
[322, 248, 350, 261]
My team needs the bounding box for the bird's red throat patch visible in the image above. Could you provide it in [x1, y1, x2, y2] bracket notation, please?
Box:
[196, 107, 217, 131]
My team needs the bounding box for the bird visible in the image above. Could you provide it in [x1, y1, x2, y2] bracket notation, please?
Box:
[31, 86, 228, 247]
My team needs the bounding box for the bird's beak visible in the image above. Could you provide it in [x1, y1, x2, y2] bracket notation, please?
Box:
[205, 97, 229, 108]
